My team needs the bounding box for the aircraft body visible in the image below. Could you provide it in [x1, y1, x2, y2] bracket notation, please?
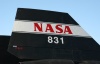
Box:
[1, 8, 99, 64]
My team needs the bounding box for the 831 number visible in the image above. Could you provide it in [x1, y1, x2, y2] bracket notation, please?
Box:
[48, 36, 64, 44]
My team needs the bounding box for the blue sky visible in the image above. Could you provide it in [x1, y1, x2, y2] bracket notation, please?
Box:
[0, 0, 100, 44]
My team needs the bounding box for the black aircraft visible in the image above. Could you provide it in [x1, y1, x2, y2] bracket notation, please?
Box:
[0, 36, 18, 64]
[0, 36, 33, 64]
[0, 36, 100, 64]
[6, 8, 100, 64]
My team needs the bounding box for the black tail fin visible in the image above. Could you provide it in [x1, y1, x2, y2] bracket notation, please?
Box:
[8, 8, 100, 61]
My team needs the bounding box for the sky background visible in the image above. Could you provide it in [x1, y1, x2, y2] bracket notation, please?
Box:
[0, 0, 100, 44]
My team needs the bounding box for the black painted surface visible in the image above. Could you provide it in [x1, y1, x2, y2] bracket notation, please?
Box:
[0, 36, 33, 64]
[8, 32, 100, 60]
[20, 59, 74, 64]
[20, 60, 100, 64]
[7, 8, 100, 61]
[16, 8, 79, 25]
[0, 36, 19, 64]
[9, 33, 100, 50]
